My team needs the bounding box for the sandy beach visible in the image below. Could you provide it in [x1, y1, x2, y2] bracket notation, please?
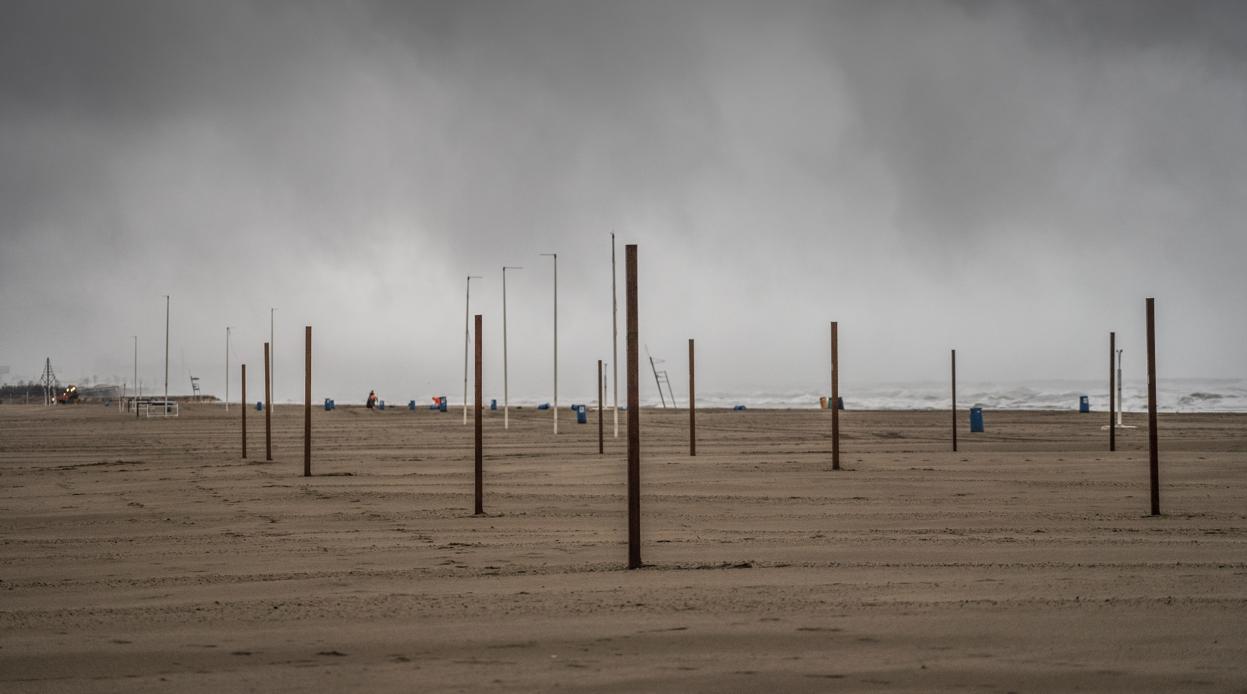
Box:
[1, 403, 1245, 692]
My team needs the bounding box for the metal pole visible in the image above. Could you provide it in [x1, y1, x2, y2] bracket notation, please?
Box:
[612, 233, 619, 439]
[1109, 331, 1116, 452]
[1146, 298, 1160, 516]
[951, 349, 958, 453]
[264, 342, 272, 461]
[598, 359, 604, 455]
[463, 275, 480, 425]
[831, 322, 840, 471]
[626, 244, 640, 570]
[225, 327, 230, 412]
[304, 325, 311, 478]
[164, 295, 169, 416]
[241, 363, 246, 459]
[503, 266, 521, 430]
[474, 314, 484, 515]
[689, 339, 696, 457]
[134, 336, 138, 419]
[270, 308, 275, 405]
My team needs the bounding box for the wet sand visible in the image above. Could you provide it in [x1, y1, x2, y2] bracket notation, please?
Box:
[2, 403, 1245, 692]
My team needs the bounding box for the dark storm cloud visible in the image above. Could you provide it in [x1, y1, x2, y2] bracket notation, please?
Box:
[1, 1, 1244, 402]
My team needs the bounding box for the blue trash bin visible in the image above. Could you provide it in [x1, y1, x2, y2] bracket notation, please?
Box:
[970, 406, 984, 433]
[378, 400, 385, 411]
[324, 398, 334, 411]
[490, 399, 497, 411]
[256, 401, 263, 411]
[408, 400, 416, 411]
[575, 405, 588, 424]
[1079, 395, 1090, 413]
[439, 396, 448, 412]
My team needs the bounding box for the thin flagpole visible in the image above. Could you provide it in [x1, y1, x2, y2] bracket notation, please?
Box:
[612, 233, 619, 438]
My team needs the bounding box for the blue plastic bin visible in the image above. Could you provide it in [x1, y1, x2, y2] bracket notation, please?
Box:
[491, 399, 497, 411]
[1079, 395, 1090, 413]
[256, 401, 263, 411]
[324, 398, 335, 411]
[970, 406, 984, 433]
[439, 397, 448, 412]
[575, 405, 588, 424]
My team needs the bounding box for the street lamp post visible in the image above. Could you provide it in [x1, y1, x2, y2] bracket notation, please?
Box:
[502, 266, 522, 430]
[540, 253, 558, 434]
[464, 275, 482, 424]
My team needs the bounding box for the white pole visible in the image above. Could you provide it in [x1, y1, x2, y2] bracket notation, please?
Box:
[270, 308, 276, 405]
[503, 266, 522, 430]
[133, 335, 137, 407]
[463, 275, 481, 424]
[611, 233, 619, 438]
[164, 295, 170, 417]
[541, 253, 558, 434]
[225, 326, 231, 412]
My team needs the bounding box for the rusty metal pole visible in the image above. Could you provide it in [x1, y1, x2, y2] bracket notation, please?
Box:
[688, 338, 696, 457]
[626, 244, 641, 570]
[475, 314, 484, 515]
[598, 359, 604, 455]
[1109, 331, 1116, 452]
[831, 322, 840, 470]
[264, 342, 272, 461]
[241, 363, 247, 459]
[1146, 298, 1160, 516]
[304, 326, 311, 477]
[951, 349, 957, 453]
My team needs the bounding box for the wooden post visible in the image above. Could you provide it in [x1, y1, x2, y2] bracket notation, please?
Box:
[241, 363, 247, 459]
[951, 349, 957, 453]
[626, 244, 641, 570]
[264, 342, 272, 462]
[304, 326, 311, 477]
[474, 314, 484, 515]
[1146, 298, 1160, 516]
[598, 359, 604, 455]
[688, 338, 696, 457]
[831, 322, 840, 470]
[1109, 331, 1116, 452]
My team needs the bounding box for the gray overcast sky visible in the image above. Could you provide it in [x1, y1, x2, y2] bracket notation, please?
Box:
[2, 0, 1245, 403]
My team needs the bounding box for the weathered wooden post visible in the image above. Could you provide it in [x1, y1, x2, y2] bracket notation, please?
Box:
[626, 244, 641, 570]
[304, 326, 311, 477]
[1109, 331, 1116, 452]
[474, 314, 484, 515]
[688, 338, 696, 457]
[264, 342, 272, 462]
[951, 349, 957, 453]
[1146, 299, 1160, 516]
[598, 359, 604, 455]
[241, 363, 247, 459]
[831, 322, 840, 470]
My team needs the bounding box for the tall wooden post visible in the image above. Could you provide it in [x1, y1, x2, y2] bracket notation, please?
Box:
[598, 359, 604, 455]
[1109, 331, 1116, 452]
[304, 326, 311, 477]
[241, 364, 247, 459]
[474, 314, 484, 515]
[951, 349, 958, 453]
[264, 342, 272, 461]
[831, 322, 840, 470]
[1146, 299, 1160, 516]
[626, 244, 641, 570]
[688, 338, 696, 457]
